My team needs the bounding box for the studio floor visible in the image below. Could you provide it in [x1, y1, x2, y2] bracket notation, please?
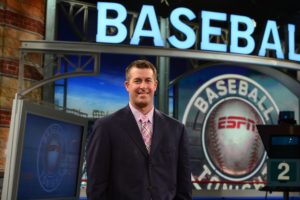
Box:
[79, 189, 300, 199]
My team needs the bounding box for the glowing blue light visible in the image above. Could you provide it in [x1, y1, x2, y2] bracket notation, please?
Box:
[96, 2, 127, 43]
[201, 10, 227, 52]
[130, 5, 164, 46]
[288, 24, 300, 62]
[230, 15, 255, 54]
[168, 7, 196, 49]
[258, 20, 284, 59]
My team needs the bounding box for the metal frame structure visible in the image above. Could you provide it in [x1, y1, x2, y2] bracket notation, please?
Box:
[57, 0, 96, 41]
[20, 41, 300, 70]
[17, 43, 100, 97]
[18, 40, 300, 113]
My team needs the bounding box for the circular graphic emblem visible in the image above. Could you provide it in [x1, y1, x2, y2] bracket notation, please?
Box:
[183, 74, 279, 188]
[37, 124, 66, 192]
[203, 98, 265, 180]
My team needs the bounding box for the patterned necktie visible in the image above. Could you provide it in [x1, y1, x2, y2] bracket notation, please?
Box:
[140, 118, 152, 153]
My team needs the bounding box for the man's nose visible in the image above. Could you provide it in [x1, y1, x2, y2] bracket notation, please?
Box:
[140, 81, 147, 88]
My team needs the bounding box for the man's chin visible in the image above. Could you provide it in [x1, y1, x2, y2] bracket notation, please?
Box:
[134, 100, 151, 109]
[136, 102, 148, 108]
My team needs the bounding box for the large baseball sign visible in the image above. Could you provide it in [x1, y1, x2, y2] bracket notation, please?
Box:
[183, 74, 279, 190]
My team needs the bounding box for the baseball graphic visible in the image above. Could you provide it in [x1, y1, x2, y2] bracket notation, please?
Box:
[37, 124, 66, 192]
[204, 99, 264, 177]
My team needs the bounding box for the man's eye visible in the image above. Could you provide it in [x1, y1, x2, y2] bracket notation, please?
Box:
[146, 79, 153, 83]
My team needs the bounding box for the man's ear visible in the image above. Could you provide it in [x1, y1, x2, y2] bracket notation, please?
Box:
[124, 80, 129, 91]
[154, 79, 158, 91]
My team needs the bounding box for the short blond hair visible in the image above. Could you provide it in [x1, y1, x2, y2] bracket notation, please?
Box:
[125, 59, 157, 81]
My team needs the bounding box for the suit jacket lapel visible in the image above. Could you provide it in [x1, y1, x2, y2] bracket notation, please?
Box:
[120, 106, 148, 157]
[150, 109, 164, 156]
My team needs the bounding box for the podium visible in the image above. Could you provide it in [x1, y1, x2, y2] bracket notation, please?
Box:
[257, 124, 300, 200]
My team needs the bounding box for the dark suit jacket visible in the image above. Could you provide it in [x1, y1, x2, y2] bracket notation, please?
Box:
[86, 106, 192, 200]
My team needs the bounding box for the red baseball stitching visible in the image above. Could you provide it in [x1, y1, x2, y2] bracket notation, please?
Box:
[248, 112, 262, 172]
[209, 103, 225, 172]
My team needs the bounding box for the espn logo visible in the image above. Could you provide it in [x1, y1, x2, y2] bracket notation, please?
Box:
[218, 116, 256, 131]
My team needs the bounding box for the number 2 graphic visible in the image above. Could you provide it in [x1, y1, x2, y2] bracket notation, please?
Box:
[277, 162, 290, 181]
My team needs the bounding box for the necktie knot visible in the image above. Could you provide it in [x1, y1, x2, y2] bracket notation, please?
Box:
[140, 116, 149, 124]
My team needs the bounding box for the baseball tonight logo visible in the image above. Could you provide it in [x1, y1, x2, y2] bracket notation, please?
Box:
[37, 124, 67, 192]
[182, 74, 279, 190]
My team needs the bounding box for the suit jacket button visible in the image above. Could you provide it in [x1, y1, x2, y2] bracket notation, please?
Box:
[147, 186, 152, 191]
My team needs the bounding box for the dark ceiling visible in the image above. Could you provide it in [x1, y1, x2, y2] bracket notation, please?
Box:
[84, 0, 300, 25]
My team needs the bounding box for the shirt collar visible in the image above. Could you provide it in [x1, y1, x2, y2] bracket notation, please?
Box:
[129, 103, 154, 124]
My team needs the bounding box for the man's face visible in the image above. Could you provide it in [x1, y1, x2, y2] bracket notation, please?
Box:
[125, 67, 157, 110]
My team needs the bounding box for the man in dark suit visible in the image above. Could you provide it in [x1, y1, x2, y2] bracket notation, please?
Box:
[86, 59, 192, 200]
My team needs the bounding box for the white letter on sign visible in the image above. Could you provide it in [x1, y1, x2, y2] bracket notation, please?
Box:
[201, 10, 227, 52]
[96, 2, 127, 43]
[168, 7, 196, 49]
[258, 20, 284, 59]
[130, 5, 164, 46]
[230, 14, 255, 54]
